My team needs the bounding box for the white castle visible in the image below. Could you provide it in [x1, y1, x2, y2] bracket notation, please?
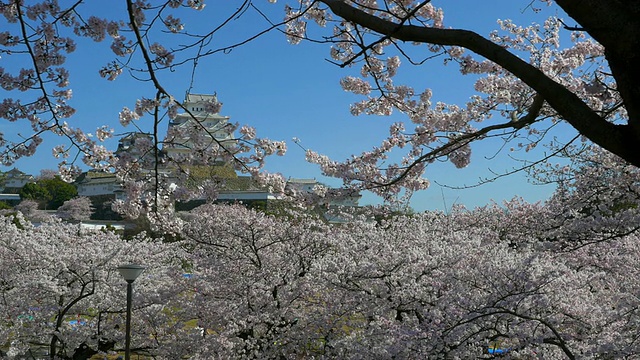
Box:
[163, 93, 234, 162]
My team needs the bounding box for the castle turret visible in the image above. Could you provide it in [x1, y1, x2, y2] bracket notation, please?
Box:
[163, 93, 234, 162]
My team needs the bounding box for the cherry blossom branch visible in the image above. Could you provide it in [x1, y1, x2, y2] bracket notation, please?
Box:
[318, 0, 639, 167]
[436, 134, 580, 191]
[368, 96, 547, 189]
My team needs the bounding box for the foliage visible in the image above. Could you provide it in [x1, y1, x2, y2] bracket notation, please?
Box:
[40, 177, 79, 209]
[18, 182, 51, 207]
[19, 176, 78, 209]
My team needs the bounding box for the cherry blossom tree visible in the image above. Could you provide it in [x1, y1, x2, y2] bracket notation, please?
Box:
[3, 167, 640, 358]
[173, 148, 640, 358]
[13, 198, 52, 222]
[0, 214, 187, 359]
[56, 196, 93, 221]
[178, 203, 333, 358]
[168, 189, 640, 358]
[529, 145, 640, 250]
[13, 198, 39, 217]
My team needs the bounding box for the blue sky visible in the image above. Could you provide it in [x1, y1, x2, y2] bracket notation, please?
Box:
[1, 0, 575, 211]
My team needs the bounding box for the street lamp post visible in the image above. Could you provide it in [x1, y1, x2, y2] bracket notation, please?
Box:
[117, 264, 145, 360]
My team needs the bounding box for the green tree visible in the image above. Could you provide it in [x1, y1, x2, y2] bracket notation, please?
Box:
[19, 177, 77, 210]
[40, 177, 78, 209]
[19, 182, 51, 209]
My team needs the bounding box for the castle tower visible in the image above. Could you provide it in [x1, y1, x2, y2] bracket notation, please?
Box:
[163, 93, 234, 163]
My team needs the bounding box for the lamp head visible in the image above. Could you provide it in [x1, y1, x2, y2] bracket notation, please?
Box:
[117, 264, 145, 282]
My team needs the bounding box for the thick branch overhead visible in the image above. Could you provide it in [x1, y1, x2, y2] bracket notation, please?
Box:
[319, 0, 640, 167]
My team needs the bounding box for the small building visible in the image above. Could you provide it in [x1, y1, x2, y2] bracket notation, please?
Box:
[286, 178, 318, 194]
[1, 168, 34, 192]
[286, 178, 362, 207]
[75, 171, 122, 197]
[323, 188, 362, 207]
[217, 190, 277, 203]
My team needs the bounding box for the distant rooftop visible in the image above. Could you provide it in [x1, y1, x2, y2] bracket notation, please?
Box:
[287, 178, 318, 184]
[185, 93, 217, 103]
